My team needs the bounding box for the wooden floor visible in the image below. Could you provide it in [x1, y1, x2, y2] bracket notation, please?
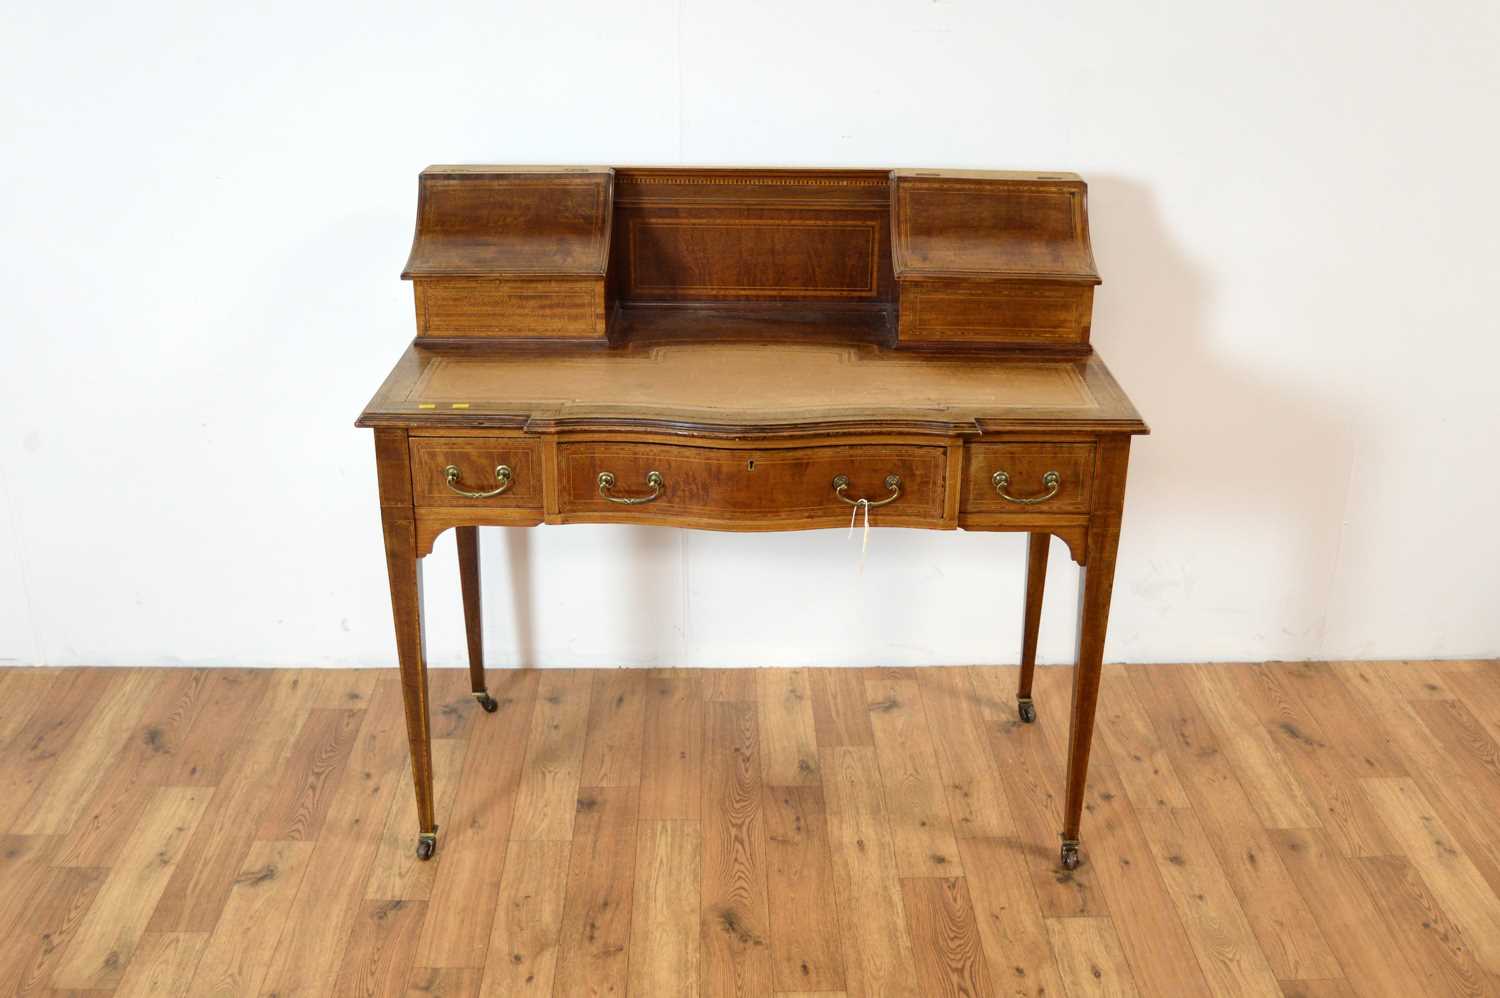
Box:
[2, 662, 1500, 997]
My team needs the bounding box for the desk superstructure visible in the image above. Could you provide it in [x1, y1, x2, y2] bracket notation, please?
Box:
[358, 165, 1148, 869]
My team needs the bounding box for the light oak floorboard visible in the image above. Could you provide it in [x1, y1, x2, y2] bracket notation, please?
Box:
[1, 662, 1496, 998]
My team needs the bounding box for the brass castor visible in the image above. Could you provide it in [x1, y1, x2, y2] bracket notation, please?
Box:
[1060, 839, 1081, 870]
[1017, 697, 1037, 724]
[416, 833, 437, 861]
[474, 691, 499, 713]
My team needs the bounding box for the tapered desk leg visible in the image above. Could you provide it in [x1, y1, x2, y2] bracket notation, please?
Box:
[382, 508, 438, 861]
[1016, 532, 1050, 723]
[456, 526, 498, 713]
[1059, 438, 1129, 871]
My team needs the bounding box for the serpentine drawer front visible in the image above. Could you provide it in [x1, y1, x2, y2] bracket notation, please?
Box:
[410, 437, 544, 509]
[962, 442, 1095, 515]
[556, 440, 949, 528]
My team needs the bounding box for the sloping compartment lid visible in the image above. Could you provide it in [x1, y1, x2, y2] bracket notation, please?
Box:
[402, 166, 614, 279]
[890, 169, 1100, 284]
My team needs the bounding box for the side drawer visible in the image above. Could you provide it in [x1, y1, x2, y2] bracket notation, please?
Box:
[962, 442, 1094, 514]
[556, 441, 949, 527]
[410, 436, 544, 509]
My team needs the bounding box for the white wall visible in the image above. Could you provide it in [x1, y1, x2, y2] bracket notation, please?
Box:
[2, 0, 1497, 669]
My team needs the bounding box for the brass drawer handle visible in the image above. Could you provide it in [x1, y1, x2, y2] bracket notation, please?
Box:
[443, 464, 513, 499]
[992, 470, 1060, 505]
[832, 474, 902, 507]
[598, 470, 664, 505]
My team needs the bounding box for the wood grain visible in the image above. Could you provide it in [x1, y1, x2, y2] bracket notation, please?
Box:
[186, 839, 316, 996]
[553, 785, 638, 997]
[640, 675, 704, 819]
[5, 662, 1500, 998]
[477, 840, 570, 995]
[1044, 916, 1140, 998]
[699, 701, 772, 997]
[758, 669, 821, 786]
[865, 677, 962, 875]
[629, 820, 703, 998]
[762, 785, 845, 992]
[820, 746, 921, 997]
[508, 670, 591, 841]
[900, 876, 996, 997]
[579, 669, 646, 787]
[49, 786, 211, 989]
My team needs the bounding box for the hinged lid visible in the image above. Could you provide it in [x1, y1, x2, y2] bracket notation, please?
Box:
[890, 169, 1099, 285]
[401, 166, 614, 279]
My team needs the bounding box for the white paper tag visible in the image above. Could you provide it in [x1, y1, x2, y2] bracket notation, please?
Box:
[847, 498, 871, 573]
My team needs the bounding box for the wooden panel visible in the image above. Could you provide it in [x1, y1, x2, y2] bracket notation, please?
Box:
[579, 669, 647, 787]
[624, 215, 880, 299]
[1190, 666, 1321, 828]
[364, 737, 465, 902]
[9, 663, 1500, 993]
[1094, 665, 1190, 810]
[477, 840, 570, 996]
[50, 786, 211, 990]
[1354, 854, 1494, 998]
[700, 701, 772, 996]
[1360, 776, 1500, 976]
[958, 837, 1069, 998]
[508, 671, 591, 842]
[333, 899, 429, 998]
[185, 839, 316, 996]
[148, 670, 329, 934]
[629, 820, 703, 998]
[405, 169, 612, 277]
[891, 172, 1096, 279]
[557, 440, 949, 528]
[1043, 917, 1140, 997]
[1271, 827, 1428, 998]
[257, 673, 410, 996]
[409, 436, 543, 509]
[900, 281, 1092, 345]
[0, 670, 120, 824]
[553, 786, 638, 996]
[2, 865, 105, 996]
[414, 278, 604, 339]
[865, 677, 962, 875]
[962, 441, 1095, 515]
[13, 670, 157, 835]
[819, 746, 921, 997]
[809, 668, 874, 748]
[1129, 666, 1342, 980]
[613, 168, 892, 304]
[900, 877, 996, 997]
[254, 707, 363, 842]
[114, 931, 209, 998]
[640, 676, 704, 820]
[972, 666, 1103, 917]
[1136, 806, 1282, 996]
[759, 668, 821, 786]
[916, 668, 1016, 838]
[762, 786, 845, 992]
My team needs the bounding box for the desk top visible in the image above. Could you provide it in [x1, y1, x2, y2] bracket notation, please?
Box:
[358, 317, 1147, 439]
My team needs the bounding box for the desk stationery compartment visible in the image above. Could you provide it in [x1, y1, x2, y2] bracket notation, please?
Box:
[962, 442, 1095, 514]
[891, 170, 1099, 351]
[555, 440, 949, 527]
[402, 167, 613, 341]
[410, 437, 544, 509]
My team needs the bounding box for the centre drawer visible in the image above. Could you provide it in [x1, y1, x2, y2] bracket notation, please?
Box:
[556, 441, 950, 527]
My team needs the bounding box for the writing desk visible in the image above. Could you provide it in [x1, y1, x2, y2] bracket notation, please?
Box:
[357, 166, 1148, 870]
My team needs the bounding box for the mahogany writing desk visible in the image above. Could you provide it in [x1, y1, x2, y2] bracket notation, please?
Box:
[357, 166, 1148, 871]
